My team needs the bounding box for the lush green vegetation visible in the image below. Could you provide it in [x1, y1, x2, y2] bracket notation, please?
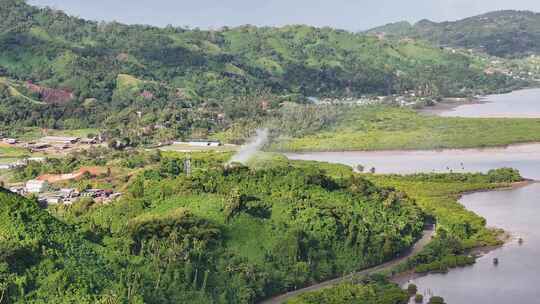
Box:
[0, 147, 523, 303]
[0, 1, 525, 144]
[367, 10, 540, 58]
[1, 152, 427, 303]
[367, 170, 519, 275]
[274, 106, 540, 151]
[284, 276, 409, 304]
[281, 167, 520, 304]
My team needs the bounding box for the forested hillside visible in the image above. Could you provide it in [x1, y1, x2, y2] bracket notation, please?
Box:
[368, 10, 540, 58]
[0, 0, 519, 140]
[0, 154, 425, 303]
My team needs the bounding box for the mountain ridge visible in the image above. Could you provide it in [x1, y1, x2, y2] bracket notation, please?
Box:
[366, 10, 540, 57]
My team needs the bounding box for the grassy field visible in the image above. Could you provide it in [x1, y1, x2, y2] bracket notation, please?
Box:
[0, 145, 32, 158]
[11, 128, 99, 141]
[273, 106, 540, 152]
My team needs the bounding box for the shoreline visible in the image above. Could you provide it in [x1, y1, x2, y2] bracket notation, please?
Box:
[390, 180, 534, 286]
[419, 86, 540, 117]
[281, 141, 540, 154]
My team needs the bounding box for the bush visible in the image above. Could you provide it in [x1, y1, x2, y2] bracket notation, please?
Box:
[487, 168, 521, 183]
[428, 296, 446, 304]
[407, 283, 418, 295]
[415, 294, 424, 303]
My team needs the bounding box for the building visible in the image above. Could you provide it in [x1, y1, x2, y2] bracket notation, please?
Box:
[59, 188, 79, 198]
[0, 160, 25, 170]
[9, 186, 25, 195]
[40, 136, 80, 145]
[2, 138, 17, 144]
[25, 180, 49, 193]
[80, 137, 97, 145]
[173, 139, 221, 147]
[39, 195, 63, 205]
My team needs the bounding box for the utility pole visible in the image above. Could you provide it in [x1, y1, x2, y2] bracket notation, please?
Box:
[184, 154, 192, 176]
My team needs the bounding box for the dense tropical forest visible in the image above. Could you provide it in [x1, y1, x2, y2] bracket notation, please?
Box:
[0, 0, 526, 143]
[0, 148, 521, 303]
[0, 151, 427, 303]
[367, 10, 540, 58]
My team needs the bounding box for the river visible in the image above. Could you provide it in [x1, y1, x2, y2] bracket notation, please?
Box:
[286, 88, 540, 304]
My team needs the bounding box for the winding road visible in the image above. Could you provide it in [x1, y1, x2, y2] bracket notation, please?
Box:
[259, 226, 435, 304]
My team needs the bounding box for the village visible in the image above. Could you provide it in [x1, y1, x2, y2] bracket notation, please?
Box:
[9, 179, 121, 206]
[0, 134, 122, 207]
[0, 134, 235, 207]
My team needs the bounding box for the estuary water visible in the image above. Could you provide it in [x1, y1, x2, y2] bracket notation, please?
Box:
[438, 88, 540, 118]
[285, 88, 540, 304]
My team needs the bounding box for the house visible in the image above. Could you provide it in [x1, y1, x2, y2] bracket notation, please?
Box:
[173, 139, 221, 147]
[27, 157, 46, 163]
[60, 188, 79, 198]
[0, 160, 26, 170]
[40, 136, 80, 145]
[0, 164, 12, 170]
[30, 143, 51, 150]
[80, 137, 97, 144]
[2, 138, 17, 145]
[25, 180, 50, 193]
[9, 186, 25, 195]
[39, 195, 63, 205]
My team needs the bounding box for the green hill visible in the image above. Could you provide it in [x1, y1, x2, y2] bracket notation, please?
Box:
[0, 156, 425, 303]
[367, 10, 540, 58]
[0, 189, 118, 303]
[0, 0, 522, 137]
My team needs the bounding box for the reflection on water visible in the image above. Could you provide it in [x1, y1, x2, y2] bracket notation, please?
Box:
[405, 183, 540, 304]
[439, 88, 540, 118]
[286, 143, 540, 180]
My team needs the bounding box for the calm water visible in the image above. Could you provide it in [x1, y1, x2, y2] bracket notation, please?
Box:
[286, 143, 540, 180]
[405, 184, 540, 304]
[286, 88, 540, 303]
[439, 88, 540, 118]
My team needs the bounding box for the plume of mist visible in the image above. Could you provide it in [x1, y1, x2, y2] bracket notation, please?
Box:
[228, 129, 269, 165]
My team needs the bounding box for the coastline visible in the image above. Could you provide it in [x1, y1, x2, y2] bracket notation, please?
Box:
[390, 179, 535, 286]
[418, 86, 540, 117]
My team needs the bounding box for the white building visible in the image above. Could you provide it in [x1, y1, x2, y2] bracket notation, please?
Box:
[25, 180, 49, 193]
[40, 136, 80, 145]
[2, 138, 17, 144]
[173, 139, 221, 147]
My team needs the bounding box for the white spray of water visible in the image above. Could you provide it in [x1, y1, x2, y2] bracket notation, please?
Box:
[228, 129, 269, 164]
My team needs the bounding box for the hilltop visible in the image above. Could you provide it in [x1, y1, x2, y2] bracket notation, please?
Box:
[367, 10, 540, 57]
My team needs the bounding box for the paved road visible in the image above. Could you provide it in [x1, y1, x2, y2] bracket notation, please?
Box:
[259, 226, 435, 304]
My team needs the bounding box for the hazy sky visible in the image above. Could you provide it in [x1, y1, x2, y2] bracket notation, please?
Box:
[28, 0, 540, 31]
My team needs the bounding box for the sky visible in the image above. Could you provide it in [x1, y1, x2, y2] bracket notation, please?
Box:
[28, 0, 540, 31]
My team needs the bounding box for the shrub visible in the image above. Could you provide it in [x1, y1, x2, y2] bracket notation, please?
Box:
[428, 296, 446, 304]
[407, 283, 418, 295]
